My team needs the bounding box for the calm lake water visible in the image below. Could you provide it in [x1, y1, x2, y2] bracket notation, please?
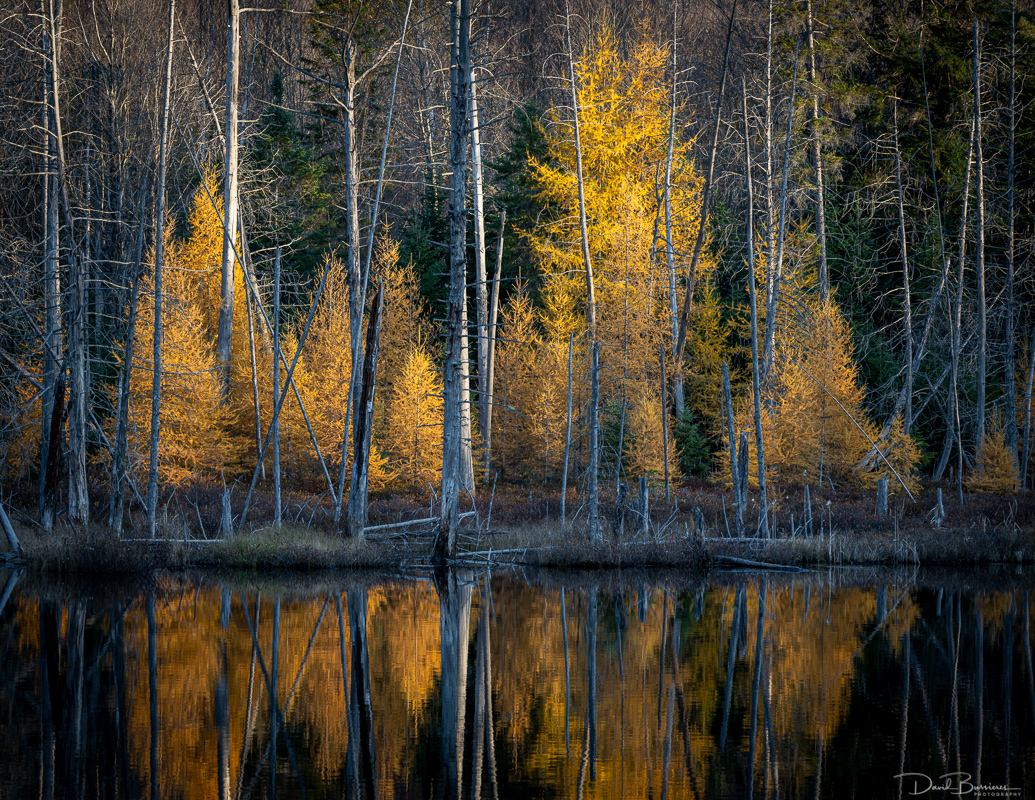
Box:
[0, 566, 1032, 799]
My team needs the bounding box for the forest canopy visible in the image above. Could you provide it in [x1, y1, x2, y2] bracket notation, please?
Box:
[0, 0, 1032, 539]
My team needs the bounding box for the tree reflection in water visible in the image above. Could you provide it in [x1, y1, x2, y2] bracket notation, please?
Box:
[0, 568, 1033, 799]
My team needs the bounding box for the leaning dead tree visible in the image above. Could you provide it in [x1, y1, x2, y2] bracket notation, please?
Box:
[347, 282, 385, 539]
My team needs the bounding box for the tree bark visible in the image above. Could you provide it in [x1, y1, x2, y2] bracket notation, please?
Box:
[663, 0, 684, 416]
[484, 211, 505, 471]
[1006, 2, 1019, 472]
[723, 361, 743, 537]
[893, 101, 914, 434]
[471, 69, 490, 461]
[109, 178, 148, 537]
[950, 119, 975, 503]
[589, 342, 601, 540]
[561, 331, 574, 526]
[273, 246, 282, 529]
[147, 0, 177, 537]
[39, 0, 62, 524]
[347, 282, 385, 539]
[660, 345, 671, 503]
[973, 20, 987, 448]
[743, 79, 769, 538]
[216, 0, 241, 396]
[436, 0, 472, 562]
[806, 0, 828, 305]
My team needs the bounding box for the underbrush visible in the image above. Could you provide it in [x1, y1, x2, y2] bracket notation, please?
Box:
[2, 476, 1033, 573]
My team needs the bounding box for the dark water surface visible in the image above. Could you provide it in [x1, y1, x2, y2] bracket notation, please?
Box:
[0, 566, 1033, 799]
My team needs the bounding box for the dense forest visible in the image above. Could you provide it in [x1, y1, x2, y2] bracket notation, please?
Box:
[0, 0, 1033, 551]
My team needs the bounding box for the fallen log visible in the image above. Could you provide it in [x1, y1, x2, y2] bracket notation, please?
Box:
[711, 554, 807, 572]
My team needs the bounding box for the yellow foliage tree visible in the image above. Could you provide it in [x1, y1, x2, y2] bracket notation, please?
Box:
[290, 256, 390, 489]
[384, 346, 442, 487]
[626, 384, 680, 484]
[725, 301, 920, 493]
[126, 176, 249, 485]
[494, 286, 550, 480]
[966, 412, 1019, 494]
[530, 30, 706, 401]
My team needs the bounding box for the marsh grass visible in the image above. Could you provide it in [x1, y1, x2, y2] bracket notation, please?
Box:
[3, 477, 1033, 574]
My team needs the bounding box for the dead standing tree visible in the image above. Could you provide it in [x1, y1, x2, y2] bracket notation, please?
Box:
[436, 0, 472, 562]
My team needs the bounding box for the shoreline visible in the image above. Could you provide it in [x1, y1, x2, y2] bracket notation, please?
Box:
[2, 519, 1033, 575]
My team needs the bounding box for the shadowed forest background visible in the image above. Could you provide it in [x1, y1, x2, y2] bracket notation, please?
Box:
[0, 0, 1034, 540]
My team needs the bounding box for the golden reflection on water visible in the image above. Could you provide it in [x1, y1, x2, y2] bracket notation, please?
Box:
[0, 569, 1032, 799]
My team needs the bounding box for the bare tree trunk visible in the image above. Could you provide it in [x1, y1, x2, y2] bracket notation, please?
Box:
[39, 0, 61, 524]
[1021, 322, 1035, 488]
[743, 79, 769, 538]
[273, 246, 281, 529]
[334, 2, 412, 524]
[663, 0, 684, 416]
[240, 222, 264, 483]
[893, 101, 913, 434]
[484, 211, 505, 471]
[589, 342, 601, 540]
[460, 297, 476, 494]
[673, 0, 736, 372]
[334, 41, 362, 528]
[347, 282, 385, 539]
[437, 0, 472, 562]
[950, 119, 975, 503]
[471, 70, 490, 460]
[660, 345, 671, 503]
[1006, 1, 1019, 472]
[564, 0, 595, 342]
[42, 377, 65, 533]
[762, 41, 799, 388]
[109, 178, 148, 537]
[146, 0, 177, 538]
[806, 0, 828, 305]
[217, 0, 241, 396]
[42, 0, 88, 528]
[880, 39, 953, 463]
[973, 20, 987, 448]
[561, 331, 574, 525]
[762, 0, 776, 368]
[723, 361, 743, 537]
